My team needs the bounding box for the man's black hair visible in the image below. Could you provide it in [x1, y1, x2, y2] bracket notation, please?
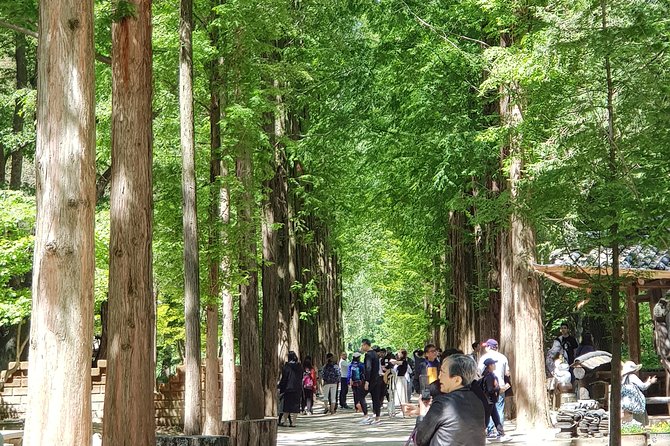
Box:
[424, 343, 436, 354]
[361, 338, 371, 346]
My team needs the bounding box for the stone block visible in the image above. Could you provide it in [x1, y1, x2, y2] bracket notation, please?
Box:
[11, 387, 26, 396]
[97, 360, 107, 368]
[155, 435, 228, 446]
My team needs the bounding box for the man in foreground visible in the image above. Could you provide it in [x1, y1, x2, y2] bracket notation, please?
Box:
[414, 354, 485, 446]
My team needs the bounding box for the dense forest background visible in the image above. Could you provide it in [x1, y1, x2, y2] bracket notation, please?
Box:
[0, 0, 669, 406]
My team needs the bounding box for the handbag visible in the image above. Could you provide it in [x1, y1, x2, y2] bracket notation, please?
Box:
[621, 376, 646, 414]
[404, 427, 417, 446]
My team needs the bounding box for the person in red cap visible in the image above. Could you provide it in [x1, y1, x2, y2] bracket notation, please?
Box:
[477, 339, 510, 438]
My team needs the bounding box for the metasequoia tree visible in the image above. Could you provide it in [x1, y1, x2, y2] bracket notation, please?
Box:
[102, 0, 155, 444]
[179, 0, 202, 434]
[23, 0, 95, 444]
[236, 138, 264, 419]
[261, 94, 291, 416]
[203, 2, 229, 430]
[9, 31, 27, 190]
[600, 1, 622, 443]
[496, 30, 549, 431]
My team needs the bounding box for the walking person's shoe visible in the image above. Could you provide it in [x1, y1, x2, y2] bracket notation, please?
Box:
[358, 416, 373, 424]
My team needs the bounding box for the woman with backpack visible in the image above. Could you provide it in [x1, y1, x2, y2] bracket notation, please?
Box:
[322, 352, 341, 415]
[278, 351, 303, 427]
[348, 352, 368, 418]
[302, 356, 318, 415]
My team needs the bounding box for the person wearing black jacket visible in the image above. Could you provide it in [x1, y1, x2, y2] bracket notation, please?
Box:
[557, 322, 579, 365]
[415, 354, 485, 446]
[360, 339, 383, 425]
[278, 351, 303, 427]
[412, 349, 425, 394]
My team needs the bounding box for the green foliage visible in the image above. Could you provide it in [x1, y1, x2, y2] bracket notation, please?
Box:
[649, 422, 670, 434]
[621, 424, 646, 434]
[0, 190, 33, 326]
[111, 0, 137, 23]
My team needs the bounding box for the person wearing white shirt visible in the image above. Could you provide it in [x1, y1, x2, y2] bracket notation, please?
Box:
[338, 352, 351, 409]
[477, 339, 511, 438]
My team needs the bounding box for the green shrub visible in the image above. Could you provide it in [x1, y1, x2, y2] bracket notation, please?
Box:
[649, 421, 670, 433]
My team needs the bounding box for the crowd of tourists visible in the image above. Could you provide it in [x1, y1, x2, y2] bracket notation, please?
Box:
[277, 337, 514, 445]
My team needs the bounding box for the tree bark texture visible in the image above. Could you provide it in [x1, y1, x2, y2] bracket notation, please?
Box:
[103, 1, 156, 444]
[180, 0, 202, 434]
[220, 159, 236, 422]
[236, 145, 264, 420]
[286, 161, 301, 356]
[204, 35, 224, 434]
[9, 32, 27, 190]
[601, 1, 621, 442]
[497, 37, 549, 427]
[0, 143, 6, 185]
[24, 1, 95, 444]
[261, 98, 291, 416]
[448, 210, 477, 353]
[509, 157, 549, 431]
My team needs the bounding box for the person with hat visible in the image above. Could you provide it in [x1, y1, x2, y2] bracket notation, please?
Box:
[477, 339, 510, 438]
[621, 360, 657, 425]
[481, 358, 510, 441]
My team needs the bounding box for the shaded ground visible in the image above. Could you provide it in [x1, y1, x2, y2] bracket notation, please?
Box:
[276, 395, 577, 445]
[276, 407, 415, 446]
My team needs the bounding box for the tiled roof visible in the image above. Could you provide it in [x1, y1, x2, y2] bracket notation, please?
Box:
[550, 246, 670, 271]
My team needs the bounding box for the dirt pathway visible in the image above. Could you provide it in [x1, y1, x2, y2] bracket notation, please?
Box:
[276, 407, 415, 446]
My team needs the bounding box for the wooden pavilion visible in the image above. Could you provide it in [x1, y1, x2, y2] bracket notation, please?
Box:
[533, 246, 670, 365]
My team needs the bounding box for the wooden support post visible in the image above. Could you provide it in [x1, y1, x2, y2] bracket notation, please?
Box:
[627, 285, 641, 364]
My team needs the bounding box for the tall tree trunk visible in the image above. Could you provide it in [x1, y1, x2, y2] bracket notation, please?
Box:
[0, 143, 7, 186]
[498, 31, 549, 430]
[204, 32, 223, 434]
[601, 1, 621, 443]
[509, 156, 549, 430]
[449, 210, 476, 352]
[287, 160, 301, 355]
[220, 157, 236, 421]
[237, 144, 264, 419]
[262, 93, 291, 416]
[180, 0, 202, 434]
[9, 32, 27, 190]
[103, 0, 156, 444]
[23, 2, 95, 444]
